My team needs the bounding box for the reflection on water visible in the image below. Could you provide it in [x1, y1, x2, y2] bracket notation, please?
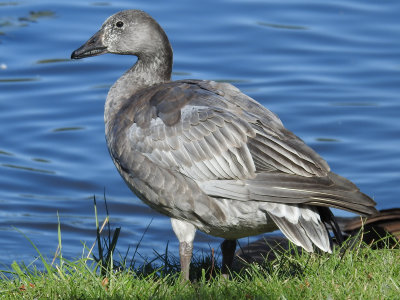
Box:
[315, 138, 340, 143]
[2, 163, 55, 174]
[256, 22, 308, 31]
[91, 2, 111, 6]
[0, 2, 19, 7]
[331, 102, 378, 107]
[52, 127, 84, 132]
[18, 10, 55, 23]
[0, 0, 399, 268]
[0, 10, 55, 30]
[171, 71, 191, 76]
[0, 150, 13, 156]
[36, 59, 70, 64]
[0, 77, 39, 82]
[32, 158, 51, 163]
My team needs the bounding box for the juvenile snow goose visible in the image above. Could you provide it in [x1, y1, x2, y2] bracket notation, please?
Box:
[71, 10, 377, 280]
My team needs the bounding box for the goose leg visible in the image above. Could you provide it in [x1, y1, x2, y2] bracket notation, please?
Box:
[171, 218, 196, 281]
[221, 239, 237, 277]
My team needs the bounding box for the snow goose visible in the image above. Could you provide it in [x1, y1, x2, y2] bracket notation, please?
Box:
[71, 9, 377, 280]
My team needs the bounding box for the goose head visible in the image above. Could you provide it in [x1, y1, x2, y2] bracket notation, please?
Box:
[71, 10, 172, 61]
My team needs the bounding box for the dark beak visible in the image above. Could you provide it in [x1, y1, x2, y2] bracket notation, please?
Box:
[71, 30, 108, 59]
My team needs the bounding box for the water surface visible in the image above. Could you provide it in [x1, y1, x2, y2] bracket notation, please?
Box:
[0, 0, 399, 266]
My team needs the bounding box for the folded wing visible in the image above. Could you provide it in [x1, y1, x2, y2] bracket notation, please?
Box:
[119, 80, 376, 251]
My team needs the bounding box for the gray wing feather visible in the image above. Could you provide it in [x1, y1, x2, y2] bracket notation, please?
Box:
[129, 104, 257, 181]
[127, 80, 375, 214]
[200, 172, 376, 215]
[191, 80, 331, 177]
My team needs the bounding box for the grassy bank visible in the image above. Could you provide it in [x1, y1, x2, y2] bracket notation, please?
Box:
[1, 201, 399, 299]
[0, 236, 399, 299]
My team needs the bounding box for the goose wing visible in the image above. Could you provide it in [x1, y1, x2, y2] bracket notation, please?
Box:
[120, 80, 374, 211]
[124, 80, 330, 180]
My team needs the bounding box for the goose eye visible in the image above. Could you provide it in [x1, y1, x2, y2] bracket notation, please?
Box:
[116, 21, 124, 28]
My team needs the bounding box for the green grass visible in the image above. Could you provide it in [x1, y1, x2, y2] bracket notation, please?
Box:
[0, 200, 399, 299]
[0, 241, 399, 299]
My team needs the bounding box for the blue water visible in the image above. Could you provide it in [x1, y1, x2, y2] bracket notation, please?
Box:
[0, 0, 399, 267]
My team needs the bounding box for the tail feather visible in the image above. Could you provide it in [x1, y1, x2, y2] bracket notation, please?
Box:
[265, 204, 332, 253]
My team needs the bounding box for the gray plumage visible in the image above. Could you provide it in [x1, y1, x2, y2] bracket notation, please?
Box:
[71, 10, 377, 279]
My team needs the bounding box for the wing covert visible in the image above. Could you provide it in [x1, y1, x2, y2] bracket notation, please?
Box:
[129, 104, 257, 181]
[124, 80, 331, 183]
